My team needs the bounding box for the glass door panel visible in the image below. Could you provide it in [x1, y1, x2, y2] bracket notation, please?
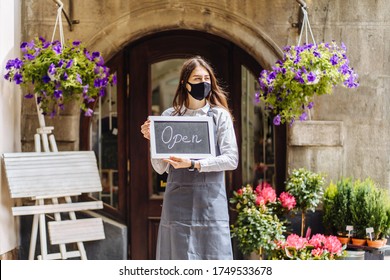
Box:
[150, 59, 185, 197]
[241, 66, 275, 187]
[89, 72, 119, 208]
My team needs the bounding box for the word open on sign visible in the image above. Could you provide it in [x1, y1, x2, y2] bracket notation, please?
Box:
[149, 116, 216, 159]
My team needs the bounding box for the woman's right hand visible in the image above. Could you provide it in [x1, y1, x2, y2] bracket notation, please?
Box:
[140, 119, 151, 140]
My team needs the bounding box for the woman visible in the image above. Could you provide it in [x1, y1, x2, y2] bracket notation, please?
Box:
[141, 56, 238, 260]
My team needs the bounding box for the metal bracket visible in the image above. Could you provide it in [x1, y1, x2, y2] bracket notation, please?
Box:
[292, 0, 306, 31]
[52, 0, 80, 31]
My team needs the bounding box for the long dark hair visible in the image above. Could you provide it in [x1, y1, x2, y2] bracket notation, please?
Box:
[172, 56, 230, 115]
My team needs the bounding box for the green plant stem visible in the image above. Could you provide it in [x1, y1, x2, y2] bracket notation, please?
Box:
[301, 211, 305, 237]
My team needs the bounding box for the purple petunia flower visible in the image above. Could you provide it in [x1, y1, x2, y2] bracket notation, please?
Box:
[84, 108, 94, 117]
[299, 112, 307, 121]
[92, 52, 100, 59]
[52, 43, 62, 54]
[339, 63, 350, 75]
[307, 72, 316, 83]
[112, 74, 117, 85]
[72, 41, 81, 46]
[76, 74, 82, 84]
[273, 115, 281, 126]
[344, 74, 359, 88]
[66, 59, 73, 69]
[84, 49, 92, 60]
[83, 85, 89, 94]
[54, 89, 62, 99]
[307, 102, 314, 109]
[330, 54, 339, 65]
[20, 42, 28, 52]
[57, 59, 64, 68]
[42, 75, 51, 83]
[48, 63, 56, 75]
[14, 73, 23, 84]
[42, 41, 51, 49]
[62, 72, 68, 80]
[24, 93, 34, 99]
[50, 110, 56, 118]
[24, 54, 35, 60]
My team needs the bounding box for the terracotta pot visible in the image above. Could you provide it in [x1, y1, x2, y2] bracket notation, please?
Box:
[382, 238, 388, 246]
[337, 236, 350, 245]
[351, 238, 366, 246]
[367, 239, 383, 248]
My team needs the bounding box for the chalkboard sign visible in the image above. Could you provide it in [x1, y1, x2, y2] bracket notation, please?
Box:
[149, 116, 216, 159]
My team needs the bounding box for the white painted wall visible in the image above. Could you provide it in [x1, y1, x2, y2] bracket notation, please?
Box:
[0, 0, 21, 255]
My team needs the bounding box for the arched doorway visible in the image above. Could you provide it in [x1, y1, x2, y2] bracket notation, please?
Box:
[80, 30, 286, 259]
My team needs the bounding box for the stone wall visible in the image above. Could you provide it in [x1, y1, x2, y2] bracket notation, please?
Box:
[19, 0, 390, 192]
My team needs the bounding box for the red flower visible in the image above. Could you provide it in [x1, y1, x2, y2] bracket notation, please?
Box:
[278, 192, 296, 210]
[255, 182, 276, 204]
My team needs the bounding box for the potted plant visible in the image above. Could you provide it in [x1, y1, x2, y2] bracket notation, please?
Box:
[285, 168, 325, 237]
[350, 178, 389, 247]
[269, 233, 346, 260]
[229, 183, 296, 259]
[255, 42, 359, 125]
[322, 178, 354, 244]
[4, 36, 116, 117]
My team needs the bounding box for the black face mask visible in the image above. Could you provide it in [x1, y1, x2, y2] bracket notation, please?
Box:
[187, 82, 211, 101]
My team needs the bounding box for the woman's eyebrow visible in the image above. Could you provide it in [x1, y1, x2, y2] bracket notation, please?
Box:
[192, 74, 210, 77]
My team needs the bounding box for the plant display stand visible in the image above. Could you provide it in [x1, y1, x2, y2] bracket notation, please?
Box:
[346, 244, 390, 260]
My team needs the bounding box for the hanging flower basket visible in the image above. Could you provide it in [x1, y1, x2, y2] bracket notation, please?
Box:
[256, 41, 359, 126]
[4, 36, 116, 117]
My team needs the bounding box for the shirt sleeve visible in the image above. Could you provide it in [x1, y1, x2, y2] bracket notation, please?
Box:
[198, 109, 239, 172]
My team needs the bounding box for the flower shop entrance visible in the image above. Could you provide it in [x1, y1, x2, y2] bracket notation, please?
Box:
[81, 30, 287, 259]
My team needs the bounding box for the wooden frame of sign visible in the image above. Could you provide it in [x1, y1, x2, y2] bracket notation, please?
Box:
[149, 116, 216, 159]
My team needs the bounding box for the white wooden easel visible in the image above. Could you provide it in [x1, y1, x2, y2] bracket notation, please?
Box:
[1, 0, 105, 260]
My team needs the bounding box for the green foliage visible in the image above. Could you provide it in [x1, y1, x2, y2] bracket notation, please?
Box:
[322, 178, 354, 235]
[231, 208, 285, 255]
[350, 178, 389, 239]
[285, 168, 325, 213]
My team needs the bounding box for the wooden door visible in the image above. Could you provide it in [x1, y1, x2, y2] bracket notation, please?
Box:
[127, 30, 239, 259]
[80, 30, 286, 259]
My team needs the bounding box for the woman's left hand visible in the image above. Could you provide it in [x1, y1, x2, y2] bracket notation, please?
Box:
[163, 156, 191, 169]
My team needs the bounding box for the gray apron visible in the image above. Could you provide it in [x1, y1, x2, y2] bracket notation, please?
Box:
[156, 110, 233, 260]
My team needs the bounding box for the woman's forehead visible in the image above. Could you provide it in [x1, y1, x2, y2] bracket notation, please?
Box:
[190, 66, 209, 76]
